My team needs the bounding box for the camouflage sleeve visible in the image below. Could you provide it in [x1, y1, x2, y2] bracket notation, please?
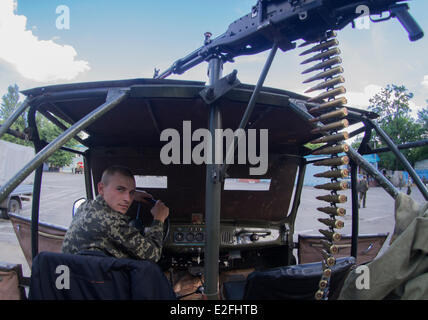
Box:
[145, 220, 165, 239]
[108, 218, 164, 262]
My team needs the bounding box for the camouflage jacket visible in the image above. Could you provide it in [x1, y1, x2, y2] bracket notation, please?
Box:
[357, 179, 369, 192]
[62, 195, 164, 262]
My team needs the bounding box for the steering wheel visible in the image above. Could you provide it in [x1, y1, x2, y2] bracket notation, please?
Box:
[133, 199, 170, 243]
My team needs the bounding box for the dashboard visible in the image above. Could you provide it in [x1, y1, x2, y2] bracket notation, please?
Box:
[164, 223, 283, 254]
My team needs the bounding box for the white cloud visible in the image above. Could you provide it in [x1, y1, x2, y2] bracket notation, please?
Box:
[0, 0, 90, 82]
[346, 84, 383, 109]
[346, 84, 422, 119]
[421, 75, 428, 89]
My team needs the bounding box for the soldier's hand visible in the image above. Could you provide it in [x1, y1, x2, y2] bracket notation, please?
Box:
[134, 190, 154, 204]
[151, 200, 169, 223]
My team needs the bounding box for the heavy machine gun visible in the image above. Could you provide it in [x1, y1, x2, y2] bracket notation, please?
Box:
[156, 0, 423, 79]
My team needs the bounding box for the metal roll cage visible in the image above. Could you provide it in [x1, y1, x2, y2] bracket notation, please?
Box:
[1, 63, 427, 299]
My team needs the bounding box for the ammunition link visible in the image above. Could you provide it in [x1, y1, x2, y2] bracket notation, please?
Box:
[300, 30, 349, 300]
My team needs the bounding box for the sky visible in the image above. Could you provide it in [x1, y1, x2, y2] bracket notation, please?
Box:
[1, 0, 427, 120]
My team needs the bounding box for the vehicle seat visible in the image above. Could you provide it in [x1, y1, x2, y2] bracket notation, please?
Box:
[222, 256, 355, 300]
[28, 251, 176, 300]
[0, 262, 28, 300]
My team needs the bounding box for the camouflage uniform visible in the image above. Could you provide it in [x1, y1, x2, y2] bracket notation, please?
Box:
[62, 195, 164, 262]
[357, 178, 369, 208]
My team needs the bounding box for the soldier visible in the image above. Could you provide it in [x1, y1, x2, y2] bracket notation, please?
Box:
[62, 165, 169, 262]
[357, 175, 369, 209]
[407, 177, 413, 195]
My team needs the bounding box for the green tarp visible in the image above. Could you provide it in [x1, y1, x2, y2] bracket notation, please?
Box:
[339, 193, 428, 300]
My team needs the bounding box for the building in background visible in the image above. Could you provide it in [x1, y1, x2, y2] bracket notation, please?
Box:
[414, 159, 428, 184]
[62, 144, 87, 174]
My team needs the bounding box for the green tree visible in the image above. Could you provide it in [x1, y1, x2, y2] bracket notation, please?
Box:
[1, 84, 78, 168]
[417, 104, 428, 132]
[0, 84, 32, 146]
[368, 85, 425, 170]
[304, 142, 324, 150]
[413, 104, 428, 163]
[39, 117, 78, 168]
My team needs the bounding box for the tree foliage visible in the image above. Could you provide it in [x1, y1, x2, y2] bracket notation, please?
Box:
[0, 84, 32, 146]
[304, 142, 324, 150]
[367, 85, 427, 170]
[414, 104, 428, 162]
[1, 84, 78, 168]
[417, 104, 428, 132]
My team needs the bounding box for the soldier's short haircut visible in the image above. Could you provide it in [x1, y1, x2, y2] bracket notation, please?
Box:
[101, 166, 134, 185]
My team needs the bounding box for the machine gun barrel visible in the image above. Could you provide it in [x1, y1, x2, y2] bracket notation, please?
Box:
[156, 47, 206, 79]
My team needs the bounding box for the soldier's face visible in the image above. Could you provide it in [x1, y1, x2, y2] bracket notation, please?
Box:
[98, 173, 136, 214]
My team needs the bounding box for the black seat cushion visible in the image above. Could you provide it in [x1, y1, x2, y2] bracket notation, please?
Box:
[244, 257, 355, 300]
[29, 251, 176, 300]
[222, 280, 247, 300]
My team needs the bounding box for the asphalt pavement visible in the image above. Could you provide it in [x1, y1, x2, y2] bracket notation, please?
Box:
[0, 172, 426, 277]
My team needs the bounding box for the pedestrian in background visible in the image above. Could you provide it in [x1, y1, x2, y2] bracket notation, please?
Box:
[358, 175, 369, 208]
[407, 177, 413, 195]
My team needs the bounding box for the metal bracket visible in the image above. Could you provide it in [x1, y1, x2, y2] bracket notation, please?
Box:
[106, 88, 128, 102]
[199, 70, 240, 105]
[357, 120, 373, 155]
